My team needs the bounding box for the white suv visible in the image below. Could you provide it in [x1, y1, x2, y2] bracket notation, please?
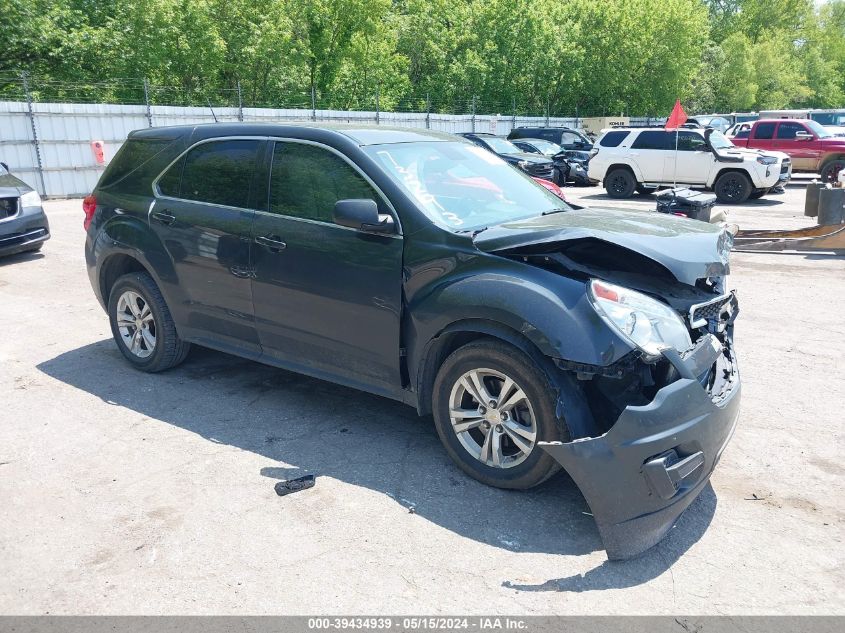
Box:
[588, 128, 792, 203]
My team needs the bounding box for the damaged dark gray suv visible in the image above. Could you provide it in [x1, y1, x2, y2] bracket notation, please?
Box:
[84, 124, 740, 560]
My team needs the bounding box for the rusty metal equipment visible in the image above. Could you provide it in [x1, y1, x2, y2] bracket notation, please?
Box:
[733, 184, 845, 253]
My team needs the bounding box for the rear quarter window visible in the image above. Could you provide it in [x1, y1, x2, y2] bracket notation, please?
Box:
[98, 138, 177, 192]
[599, 131, 630, 147]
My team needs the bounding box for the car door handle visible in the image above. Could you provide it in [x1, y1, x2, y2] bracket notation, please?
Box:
[151, 211, 176, 225]
[255, 235, 286, 252]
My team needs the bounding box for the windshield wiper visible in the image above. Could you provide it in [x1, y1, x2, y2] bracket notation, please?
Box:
[541, 207, 569, 216]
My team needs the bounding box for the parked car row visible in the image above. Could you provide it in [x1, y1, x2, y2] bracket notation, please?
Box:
[458, 126, 594, 188]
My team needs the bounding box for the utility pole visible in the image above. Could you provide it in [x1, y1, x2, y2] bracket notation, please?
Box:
[143, 78, 153, 127]
[425, 93, 431, 130]
[375, 86, 380, 125]
[237, 81, 243, 122]
[21, 72, 46, 196]
[311, 85, 316, 122]
[471, 95, 477, 133]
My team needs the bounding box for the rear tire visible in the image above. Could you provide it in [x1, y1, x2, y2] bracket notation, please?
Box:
[431, 339, 569, 490]
[714, 171, 752, 203]
[604, 168, 636, 198]
[108, 272, 190, 373]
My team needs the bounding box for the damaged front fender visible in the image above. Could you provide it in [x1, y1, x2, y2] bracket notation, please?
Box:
[541, 341, 741, 560]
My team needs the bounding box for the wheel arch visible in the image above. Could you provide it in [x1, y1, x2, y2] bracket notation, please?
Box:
[99, 253, 151, 305]
[606, 162, 642, 183]
[414, 319, 554, 417]
[712, 166, 752, 186]
[819, 154, 845, 176]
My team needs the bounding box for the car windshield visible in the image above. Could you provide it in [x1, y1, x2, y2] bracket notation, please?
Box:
[529, 140, 563, 156]
[708, 130, 734, 150]
[478, 136, 521, 154]
[811, 113, 845, 126]
[560, 131, 590, 145]
[805, 120, 832, 138]
[364, 141, 568, 231]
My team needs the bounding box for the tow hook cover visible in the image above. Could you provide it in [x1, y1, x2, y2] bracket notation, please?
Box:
[643, 450, 705, 500]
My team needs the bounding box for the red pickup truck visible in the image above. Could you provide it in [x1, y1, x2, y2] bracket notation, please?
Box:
[732, 119, 845, 182]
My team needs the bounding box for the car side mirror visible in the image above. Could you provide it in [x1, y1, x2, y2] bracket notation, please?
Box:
[333, 199, 395, 234]
[795, 131, 813, 140]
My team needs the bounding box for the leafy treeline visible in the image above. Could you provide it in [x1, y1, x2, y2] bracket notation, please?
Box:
[1, 0, 843, 116]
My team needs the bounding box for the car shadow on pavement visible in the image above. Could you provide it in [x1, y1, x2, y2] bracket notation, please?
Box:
[0, 250, 45, 267]
[578, 192, 784, 207]
[501, 484, 716, 592]
[37, 340, 716, 582]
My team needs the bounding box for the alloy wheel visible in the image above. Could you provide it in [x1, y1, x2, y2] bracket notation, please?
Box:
[448, 368, 538, 468]
[115, 290, 156, 358]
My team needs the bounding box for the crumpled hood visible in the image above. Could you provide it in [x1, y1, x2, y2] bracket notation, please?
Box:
[474, 208, 733, 285]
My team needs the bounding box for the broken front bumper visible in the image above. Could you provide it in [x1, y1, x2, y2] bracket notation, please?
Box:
[541, 336, 740, 560]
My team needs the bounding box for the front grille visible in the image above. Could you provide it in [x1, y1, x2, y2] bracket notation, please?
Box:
[780, 159, 791, 174]
[0, 197, 18, 220]
[526, 163, 554, 180]
[689, 292, 739, 332]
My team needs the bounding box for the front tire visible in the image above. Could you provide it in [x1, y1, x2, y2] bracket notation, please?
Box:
[820, 159, 845, 184]
[431, 340, 569, 490]
[108, 272, 190, 372]
[604, 168, 636, 198]
[714, 171, 752, 203]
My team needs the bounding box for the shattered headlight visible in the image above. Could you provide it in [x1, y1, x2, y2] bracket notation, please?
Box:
[588, 280, 692, 359]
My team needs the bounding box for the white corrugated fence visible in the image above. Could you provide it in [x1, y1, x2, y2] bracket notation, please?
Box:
[0, 100, 657, 198]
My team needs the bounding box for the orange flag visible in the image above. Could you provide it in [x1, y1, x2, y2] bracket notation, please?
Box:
[665, 99, 688, 130]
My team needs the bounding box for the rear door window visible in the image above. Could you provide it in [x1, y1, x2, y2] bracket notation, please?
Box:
[178, 140, 260, 208]
[269, 142, 378, 223]
[753, 122, 776, 139]
[631, 131, 672, 150]
[599, 131, 630, 147]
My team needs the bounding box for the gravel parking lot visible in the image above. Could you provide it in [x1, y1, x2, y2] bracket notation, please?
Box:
[1, 181, 843, 615]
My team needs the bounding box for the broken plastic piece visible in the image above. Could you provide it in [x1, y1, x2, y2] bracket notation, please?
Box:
[274, 475, 315, 497]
